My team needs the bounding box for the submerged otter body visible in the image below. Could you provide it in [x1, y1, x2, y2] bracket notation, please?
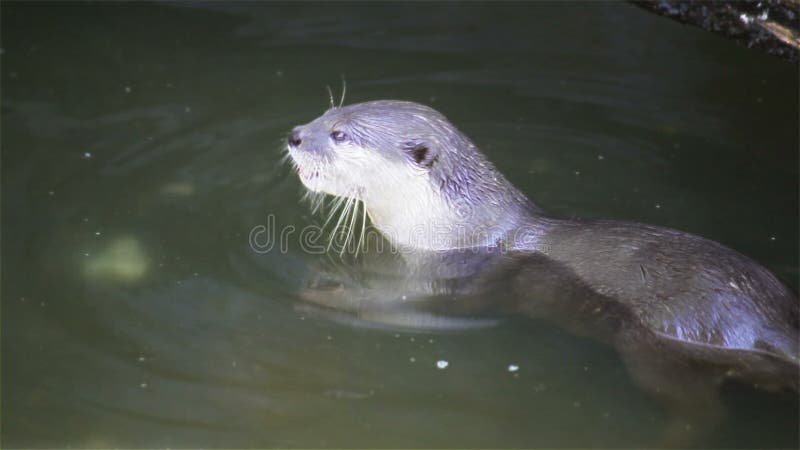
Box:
[286, 100, 798, 440]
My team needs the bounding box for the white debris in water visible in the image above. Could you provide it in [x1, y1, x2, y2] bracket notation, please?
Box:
[94, 231, 101, 236]
[139, 382, 148, 389]
[572, 401, 582, 408]
[409, 357, 416, 363]
[770, 236, 776, 241]
[597, 154, 604, 161]
[655, 203, 661, 209]
[161, 181, 195, 197]
[137, 356, 145, 362]
[436, 360, 449, 369]
[325, 389, 372, 400]
[124, 86, 132, 93]
[507, 364, 520, 372]
[83, 236, 149, 282]
[82, 151, 93, 160]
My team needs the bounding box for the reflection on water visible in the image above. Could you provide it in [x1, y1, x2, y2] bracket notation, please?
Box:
[2, 2, 797, 448]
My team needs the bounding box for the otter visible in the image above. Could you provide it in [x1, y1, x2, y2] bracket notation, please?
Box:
[285, 100, 798, 442]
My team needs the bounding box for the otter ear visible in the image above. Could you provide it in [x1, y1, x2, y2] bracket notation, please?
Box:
[402, 139, 438, 168]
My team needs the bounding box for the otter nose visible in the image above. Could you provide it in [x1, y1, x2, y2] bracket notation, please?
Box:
[288, 130, 302, 148]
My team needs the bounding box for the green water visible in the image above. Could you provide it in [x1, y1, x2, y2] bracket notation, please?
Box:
[2, 2, 797, 448]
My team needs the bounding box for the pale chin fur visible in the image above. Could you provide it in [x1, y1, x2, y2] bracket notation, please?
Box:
[288, 147, 324, 193]
[293, 151, 468, 251]
[297, 165, 322, 192]
[289, 147, 358, 200]
[290, 143, 443, 249]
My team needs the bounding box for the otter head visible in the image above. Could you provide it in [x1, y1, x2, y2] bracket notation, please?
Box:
[287, 100, 534, 250]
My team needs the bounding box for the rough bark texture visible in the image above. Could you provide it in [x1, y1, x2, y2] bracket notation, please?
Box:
[632, 0, 800, 63]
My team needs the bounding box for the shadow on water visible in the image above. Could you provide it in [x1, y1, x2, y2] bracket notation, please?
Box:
[1, 2, 797, 448]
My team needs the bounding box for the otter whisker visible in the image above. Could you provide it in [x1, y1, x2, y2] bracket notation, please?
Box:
[343, 196, 360, 256]
[339, 76, 347, 108]
[321, 195, 348, 231]
[319, 195, 333, 218]
[300, 188, 319, 209]
[309, 194, 320, 215]
[357, 198, 367, 255]
[308, 191, 325, 215]
[325, 202, 344, 252]
[279, 150, 292, 165]
[343, 197, 360, 257]
[326, 85, 335, 110]
[327, 196, 354, 253]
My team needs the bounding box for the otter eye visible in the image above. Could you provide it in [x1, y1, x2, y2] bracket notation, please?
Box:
[330, 130, 348, 143]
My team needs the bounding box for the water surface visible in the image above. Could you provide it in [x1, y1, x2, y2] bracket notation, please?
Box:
[2, 2, 798, 448]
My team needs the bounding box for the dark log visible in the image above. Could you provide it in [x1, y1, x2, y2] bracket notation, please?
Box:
[631, 1, 799, 63]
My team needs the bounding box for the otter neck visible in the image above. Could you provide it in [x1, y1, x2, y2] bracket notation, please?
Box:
[362, 182, 541, 251]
